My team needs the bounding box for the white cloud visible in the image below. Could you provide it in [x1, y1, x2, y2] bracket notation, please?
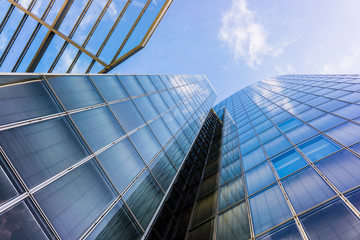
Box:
[322, 45, 360, 74]
[275, 64, 296, 75]
[218, 0, 294, 68]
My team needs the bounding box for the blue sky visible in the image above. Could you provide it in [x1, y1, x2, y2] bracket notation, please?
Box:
[112, 0, 360, 103]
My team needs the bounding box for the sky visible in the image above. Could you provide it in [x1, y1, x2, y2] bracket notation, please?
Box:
[111, 0, 360, 104]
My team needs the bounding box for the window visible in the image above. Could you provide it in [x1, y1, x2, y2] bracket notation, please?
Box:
[110, 100, 145, 133]
[298, 135, 340, 162]
[333, 104, 360, 119]
[263, 136, 292, 158]
[277, 117, 302, 132]
[242, 147, 267, 171]
[246, 162, 276, 195]
[118, 75, 145, 97]
[325, 122, 360, 146]
[133, 96, 159, 122]
[91, 75, 128, 102]
[271, 149, 308, 178]
[308, 113, 346, 131]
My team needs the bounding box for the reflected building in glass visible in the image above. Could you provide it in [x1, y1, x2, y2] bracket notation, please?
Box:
[0, 0, 172, 73]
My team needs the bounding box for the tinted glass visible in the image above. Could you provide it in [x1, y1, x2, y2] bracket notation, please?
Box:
[110, 100, 145, 133]
[91, 75, 128, 102]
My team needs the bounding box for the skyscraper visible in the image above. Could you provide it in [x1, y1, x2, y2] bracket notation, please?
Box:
[1, 73, 360, 240]
[0, 0, 172, 73]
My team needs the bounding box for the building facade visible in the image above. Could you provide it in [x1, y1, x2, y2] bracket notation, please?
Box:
[0, 0, 172, 73]
[0, 73, 216, 239]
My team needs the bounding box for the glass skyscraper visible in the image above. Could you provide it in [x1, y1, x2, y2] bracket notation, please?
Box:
[0, 0, 172, 73]
[1, 73, 360, 240]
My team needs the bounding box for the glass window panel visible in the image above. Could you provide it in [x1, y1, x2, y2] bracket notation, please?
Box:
[317, 100, 348, 112]
[149, 151, 176, 192]
[159, 75, 173, 89]
[220, 161, 242, 184]
[351, 142, 360, 155]
[118, 75, 145, 97]
[282, 167, 335, 213]
[258, 127, 281, 144]
[298, 135, 340, 162]
[316, 150, 360, 192]
[34, 159, 116, 239]
[307, 96, 329, 106]
[246, 162, 276, 195]
[242, 147, 267, 171]
[162, 111, 180, 135]
[0, 156, 19, 206]
[90, 75, 128, 102]
[333, 104, 360, 119]
[160, 91, 176, 109]
[326, 122, 360, 146]
[300, 199, 360, 240]
[123, 170, 164, 229]
[172, 107, 187, 127]
[191, 191, 216, 226]
[129, 126, 162, 164]
[285, 124, 318, 144]
[239, 128, 255, 142]
[263, 136, 292, 158]
[0, 80, 60, 126]
[165, 139, 185, 168]
[257, 220, 302, 240]
[0, 201, 49, 240]
[149, 117, 173, 147]
[346, 188, 360, 212]
[149, 93, 168, 114]
[97, 138, 145, 193]
[254, 120, 272, 133]
[47, 75, 103, 110]
[308, 113, 346, 131]
[110, 100, 145, 133]
[0, 117, 88, 187]
[271, 111, 291, 124]
[240, 136, 260, 155]
[217, 201, 250, 240]
[219, 176, 245, 211]
[272, 149, 308, 178]
[133, 96, 159, 121]
[87, 200, 142, 240]
[277, 117, 302, 132]
[339, 92, 360, 102]
[250, 184, 292, 235]
[71, 107, 124, 151]
[188, 220, 214, 240]
[136, 75, 157, 93]
[149, 75, 166, 91]
[297, 108, 325, 122]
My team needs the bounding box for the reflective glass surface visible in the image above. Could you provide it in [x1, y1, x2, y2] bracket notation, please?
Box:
[298, 135, 340, 162]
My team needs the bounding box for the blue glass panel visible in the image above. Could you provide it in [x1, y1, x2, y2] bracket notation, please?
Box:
[257, 220, 302, 240]
[298, 135, 340, 162]
[47, 75, 103, 110]
[277, 117, 302, 132]
[0, 117, 88, 187]
[110, 100, 145, 133]
[282, 167, 335, 213]
[0, 201, 49, 239]
[71, 107, 124, 151]
[217, 201, 250, 240]
[346, 188, 360, 212]
[149, 151, 176, 191]
[123, 170, 164, 229]
[271, 111, 291, 124]
[297, 108, 325, 122]
[240, 136, 260, 154]
[272, 149, 308, 178]
[333, 104, 360, 119]
[308, 114, 346, 131]
[307, 96, 329, 106]
[220, 161, 242, 184]
[129, 126, 162, 164]
[87, 200, 142, 240]
[242, 147, 267, 171]
[351, 142, 360, 155]
[34, 159, 116, 239]
[219, 176, 245, 211]
[0, 80, 60, 125]
[300, 199, 360, 240]
[162, 111, 180, 135]
[118, 75, 145, 97]
[90, 75, 128, 102]
[133, 96, 159, 121]
[161, 91, 177, 109]
[340, 92, 360, 102]
[326, 122, 360, 146]
[258, 127, 281, 144]
[239, 128, 255, 142]
[136, 75, 157, 94]
[97, 138, 145, 193]
[149, 117, 173, 147]
[316, 150, 360, 192]
[263, 136, 292, 158]
[165, 139, 185, 168]
[0, 156, 19, 205]
[149, 93, 168, 114]
[246, 162, 276, 195]
[250, 184, 292, 235]
[285, 124, 318, 144]
[149, 75, 166, 91]
[317, 100, 348, 112]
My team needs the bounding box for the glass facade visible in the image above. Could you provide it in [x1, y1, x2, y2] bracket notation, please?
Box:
[0, 73, 216, 239]
[0, 0, 172, 73]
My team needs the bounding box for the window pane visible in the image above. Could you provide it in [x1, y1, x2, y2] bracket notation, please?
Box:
[34, 159, 116, 239]
[165, 139, 185, 168]
[87, 200, 142, 240]
[272, 149, 308, 178]
[220, 161, 242, 184]
[246, 162, 276, 195]
[0, 201, 49, 240]
[346, 188, 360, 212]
[149, 75, 166, 91]
[333, 104, 360, 119]
[263, 136, 292, 158]
[149, 151, 176, 192]
[297, 108, 325, 122]
[317, 100, 348, 112]
[129, 126, 162, 164]
[242, 147, 267, 171]
[71, 107, 124, 151]
[285, 124, 318, 144]
[0, 80, 60, 125]
[316, 150, 360, 192]
[136, 75, 157, 94]
[97, 138, 145, 193]
[325, 122, 360, 146]
[258, 127, 281, 144]
[217, 201, 250, 240]
[162, 111, 180, 135]
[133, 96, 159, 122]
[110, 100, 145, 133]
[298, 135, 340, 162]
[0, 156, 19, 205]
[149, 117, 173, 147]
[118, 75, 145, 97]
[161, 91, 176, 109]
[250, 184, 292, 235]
[90, 75, 128, 102]
[47, 75, 103, 110]
[0, 117, 88, 187]
[308, 114, 346, 131]
[282, 167, 335, 213]
[300, 199, 360, 240]
[219, 176, 245, 211]
[123, 170, 164, 229]
[277, 117, 302, 132]
[257, 220, 302, 240]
